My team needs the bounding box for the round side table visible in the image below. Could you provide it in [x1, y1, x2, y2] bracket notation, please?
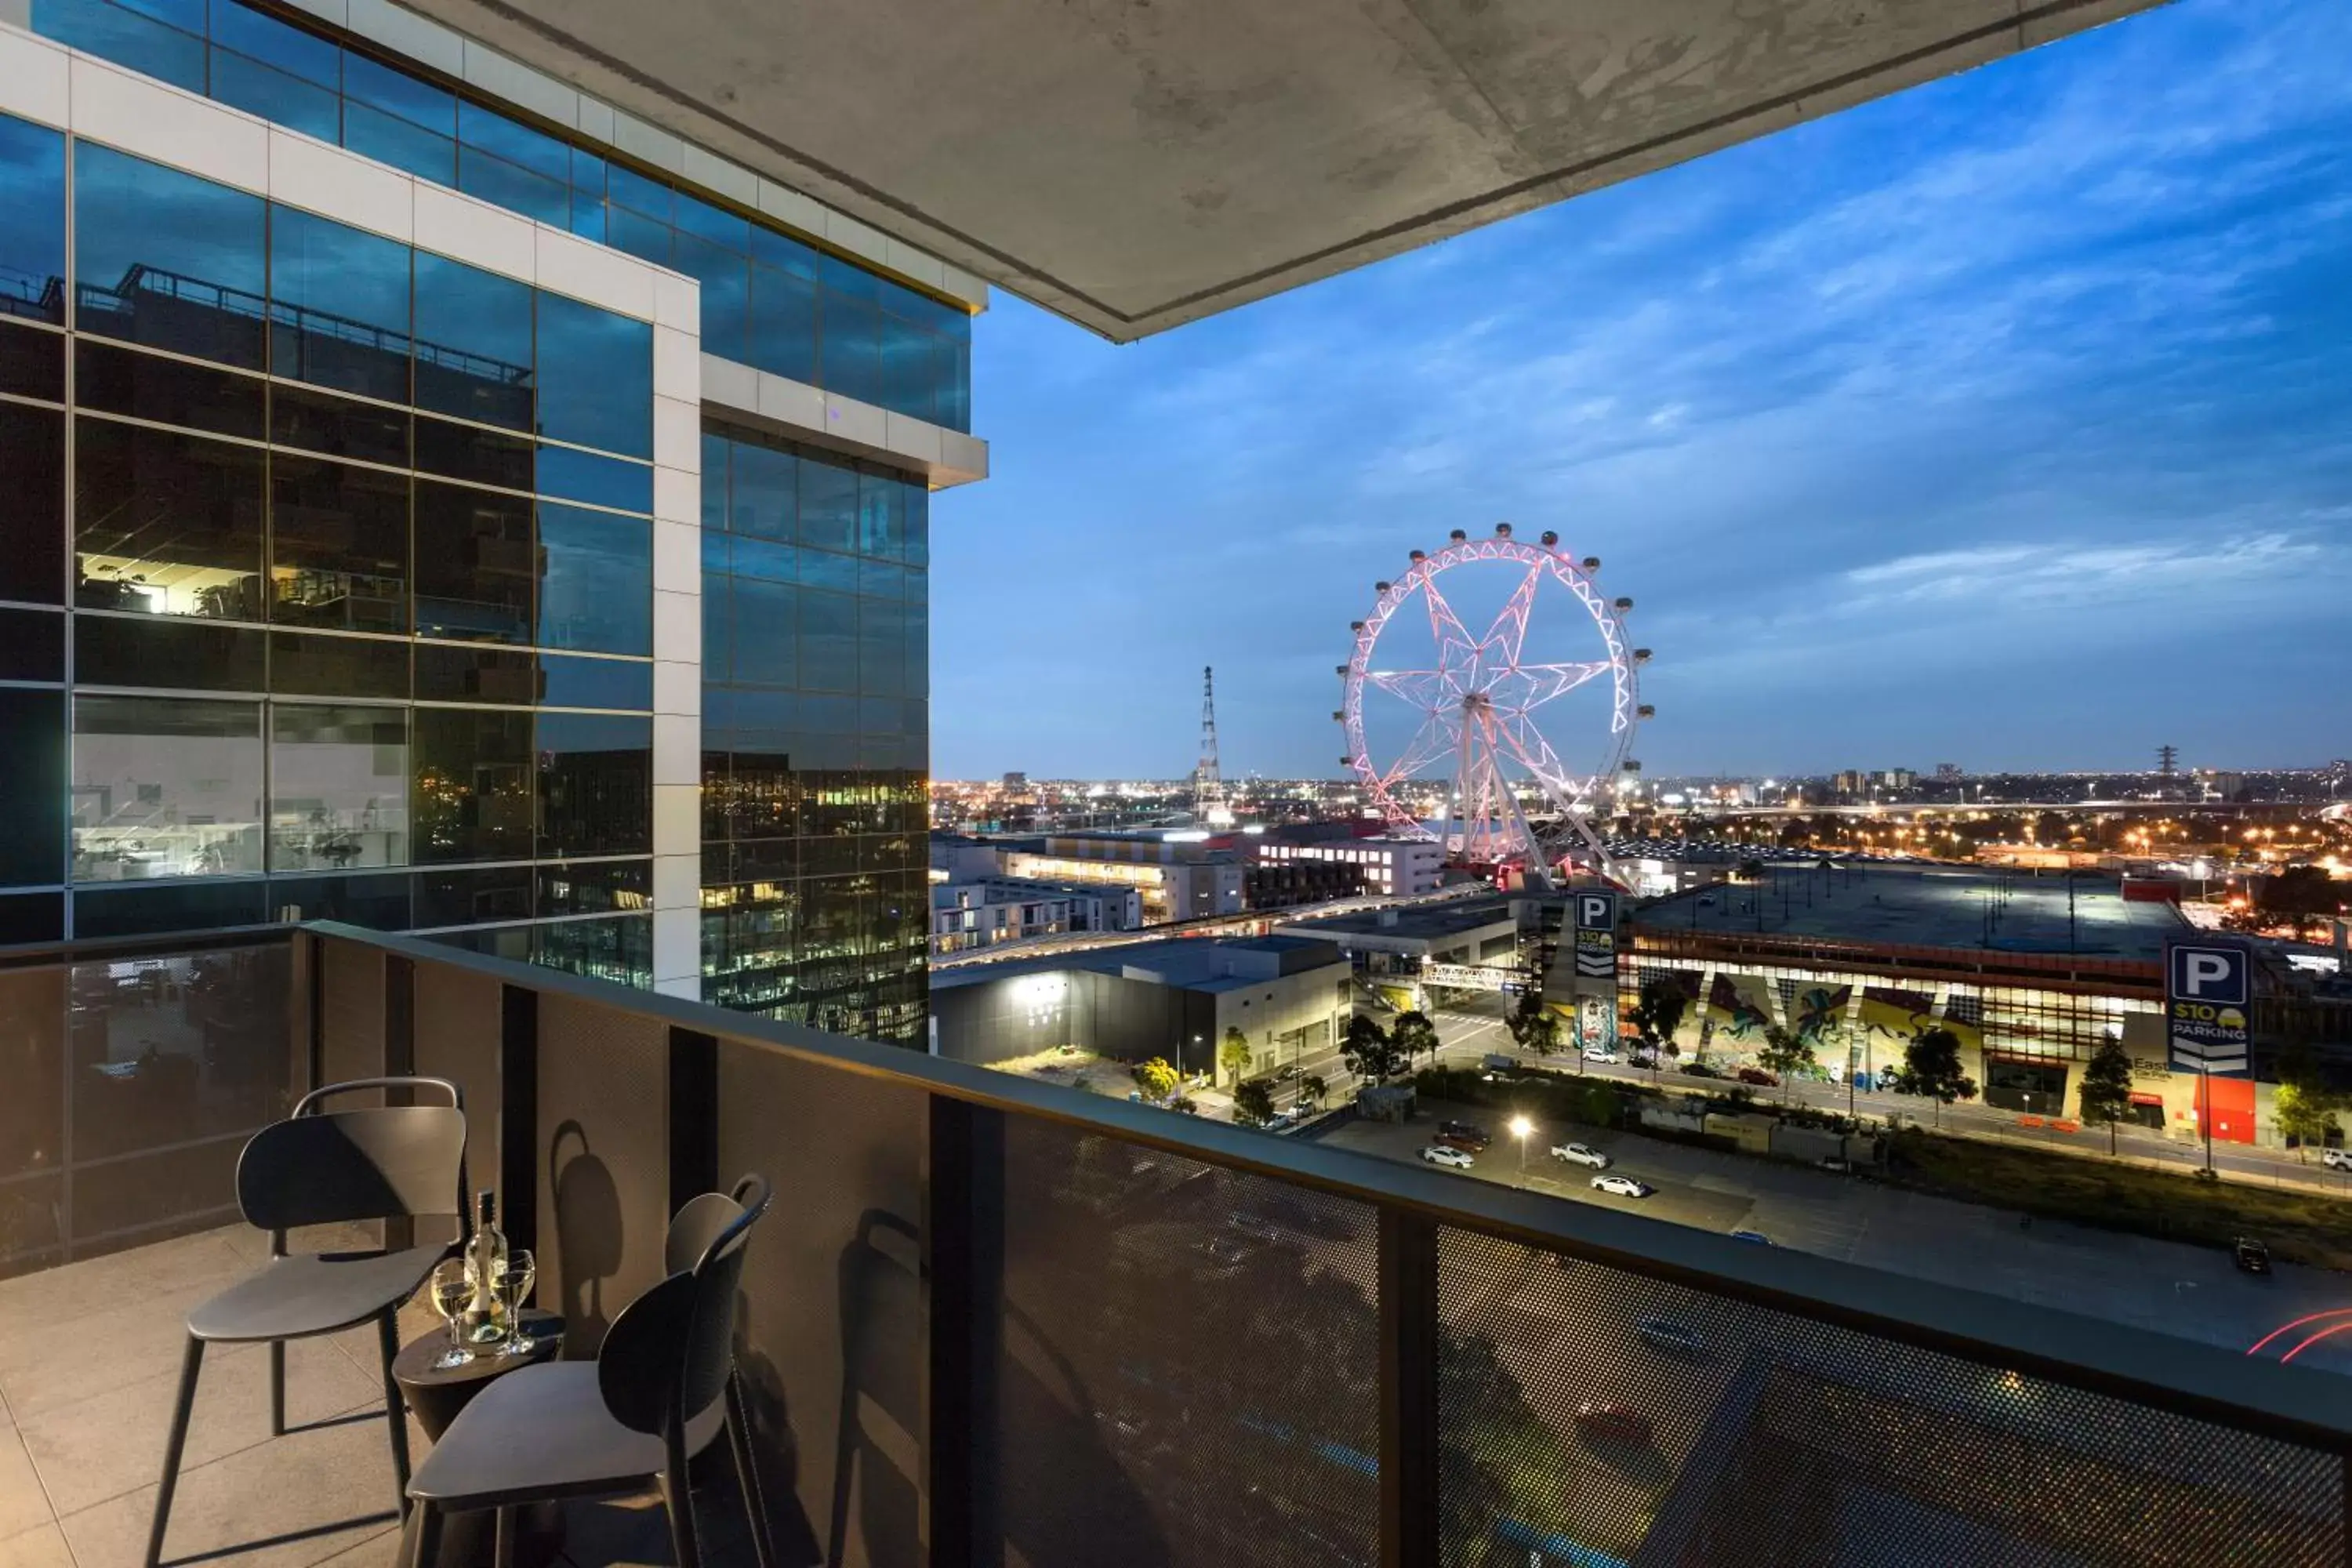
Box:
[394, 1309, 566, 1567]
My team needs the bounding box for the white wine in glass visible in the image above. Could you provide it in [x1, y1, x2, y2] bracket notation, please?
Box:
[428, 1259, 474, 1369]
[495, 1250, 537, 1356]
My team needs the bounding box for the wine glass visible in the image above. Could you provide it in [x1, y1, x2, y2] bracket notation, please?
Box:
[427, 1259, 474, 1369]
[495, 1250, 537, 1356]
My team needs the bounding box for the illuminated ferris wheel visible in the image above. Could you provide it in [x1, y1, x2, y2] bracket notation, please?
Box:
[1338, 524, 1649, 884]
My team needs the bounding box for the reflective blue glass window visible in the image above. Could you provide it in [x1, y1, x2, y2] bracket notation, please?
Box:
[875, 312, 938, 426]
[797, 458, 857, 554]
[701, 588, 730, 681]
[858, 559, 906, 601]
[701, 432, 729, 523]
[34, 0, 205, 93]
[538, 503, 651, 654]
[731, 539, 794, 583]
[604, 207, 672, 270]
[343, 51, 455, 133]
[702, 532, 729, 573]
[457, 147, 568, 229]
[797, 549, 857, 595]
[797, 589, 856, 692]
[905, 485, 929, 567]
[342, 100, 455, 185]
[414, 481, 532, 644]
[728, 442, 793, 540]
[817, 295, 880, 406]
[269, 207, 412, 403]
[746, 264, 816, 383]
[457, 102, 570, 182]
[540, 653, 652, 710]
[413, 251, 535, 431]
[671, 232, 749, 362]
[729, 579, 795, 687]
[210, 1, 340, 86]
[0, 115, 66, 325]
[210, 50, 340, 141]
[857, 471, 904, 559]
[675, 193, 750, 252]
[858, 597, 906, 695]
[605, 164, 673, 223]
[74, 143, 267, 368]
[537, 445, 653, 514]
[750, 227, 817, 278]
[535, 292, 651, 458]
[818, 253, 880, 304]
[535, 711, 650, 858]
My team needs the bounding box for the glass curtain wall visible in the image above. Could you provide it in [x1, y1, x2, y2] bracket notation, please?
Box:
[700, 423, 927, 1044]
[30, 0, 974, 431]
[0, 115, 653, 973]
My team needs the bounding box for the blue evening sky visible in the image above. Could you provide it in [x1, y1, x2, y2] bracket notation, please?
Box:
[933, 0, 2352, 782]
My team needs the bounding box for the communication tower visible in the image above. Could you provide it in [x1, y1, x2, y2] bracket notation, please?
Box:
[1193, 666, 1235, 828]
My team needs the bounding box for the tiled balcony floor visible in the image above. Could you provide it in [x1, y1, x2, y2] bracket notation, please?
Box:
[0, 1228, 756, 1568]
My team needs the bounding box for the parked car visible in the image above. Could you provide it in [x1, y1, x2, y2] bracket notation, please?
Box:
[1729, 1229, 1773, 1246]
[1737, 1066, 1780, 1087]
[1582, 1047, 1618, 1065]
[1682, 1063, 1722, 1080]
[1573, 1401, 1653, 1445]
[1435, 1132, 1484, 1155]
[1591, 1174, 1651, 1199]
[2234, 1237, 2273, 1275]
[1817, 1156, 1854, 1174]
[1421, 1145, 1475, 1170]
[1552, 1142, 1610, 1169]
[2324, 1149, 2351, 1171]
[1635, 1315, 1704, 1355]
[1439, 1120, 1492, 1149]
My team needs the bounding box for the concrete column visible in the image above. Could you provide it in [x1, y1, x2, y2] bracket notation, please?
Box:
[649, 315, 704, 998]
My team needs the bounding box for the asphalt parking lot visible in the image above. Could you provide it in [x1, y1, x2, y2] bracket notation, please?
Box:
[1322, 1101, 2352, 1374]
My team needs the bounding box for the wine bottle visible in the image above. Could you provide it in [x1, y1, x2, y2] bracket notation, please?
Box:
[464, 1189, 510, 1346]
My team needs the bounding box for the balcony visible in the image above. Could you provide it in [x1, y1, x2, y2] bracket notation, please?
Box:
[2, 924, 2349, 1567]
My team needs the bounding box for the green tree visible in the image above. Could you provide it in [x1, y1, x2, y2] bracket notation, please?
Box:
[1627, 975, 1689, 1083]
[2274, 1043, 2342, 1160]
[1132, 1056, 1178, 1103]
[1756, 1023, 1816, 1102]
[2257, 866, 2344, 942]
[1301, 1073, 1328, 1109]
[1218, 1025, 1254, 1088]
[1893, 1026, 1976, 1127]
[1341, 1013, 1406, 1085]
[1522, 1005, 1562, 1058]
[1232, 1079, 1277, 1127]
[2075, 1036, 2135, 1156]
[1391, 1009, 1441, 1070]
[1504, 986, 1548, 1051]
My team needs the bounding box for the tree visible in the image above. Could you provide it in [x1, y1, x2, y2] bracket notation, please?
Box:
[1218, 1026, 1254, 1088]
[1132, 1056, 1178, 1104]
[1232, 1079, 1277, 1127]
[1391, 1010, 1440, 1070]
[1893, 1027, 1976, 1127]
[2274, 1042, 2342, 1160]
[1504, 986, 1547, 1050]
[1522, 1006, 1562, 1058]
[2256, 866, 2343, 942]
[1301, 1073, 1328, 1110]
[1627, 975, 1689, 1083]
[1756, 1024, 1815, 1102]
[1341, 1013, 1406, 1085]
[2075, 1036, 2135, 1156]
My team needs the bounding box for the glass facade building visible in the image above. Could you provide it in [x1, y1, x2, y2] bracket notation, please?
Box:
[29, 0, 972, 432]
[1, 0, 975, 1037]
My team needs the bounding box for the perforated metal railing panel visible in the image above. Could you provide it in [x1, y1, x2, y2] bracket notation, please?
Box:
[1001, 1117, 1384, 1567]
[1434, 1225, 2345, 1568]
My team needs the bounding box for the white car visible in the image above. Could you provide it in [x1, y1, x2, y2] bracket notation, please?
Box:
[1635, 1315, 1704, 1354]
[1421, 1145, 1475, 1170]
[2325, 1149, 2352, 1171]
[1552, 1142, 1611, 1170]
[1591, 1174, 1651, 1199]
[1582, 1047, 1619, 1065]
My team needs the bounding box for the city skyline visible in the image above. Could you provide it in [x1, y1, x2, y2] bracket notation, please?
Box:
[933, 0, 2352, 780]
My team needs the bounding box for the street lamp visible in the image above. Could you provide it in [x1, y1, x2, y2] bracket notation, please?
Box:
[1510, 1114, 1534, 1175]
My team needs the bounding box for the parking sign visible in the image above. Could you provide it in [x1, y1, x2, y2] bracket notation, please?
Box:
[1572, 891, 1617, 982]
[2165, 938, 2249, 1076]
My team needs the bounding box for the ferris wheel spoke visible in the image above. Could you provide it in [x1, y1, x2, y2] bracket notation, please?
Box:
[1377, 710, 1462, 788]
[1497, 721, 1595, 818]
[1419, 577, 1482, 689]
[1490, 660, 1613, 713]
[1366, 668, 1450, 713]
[1479, 561, 1547, 671]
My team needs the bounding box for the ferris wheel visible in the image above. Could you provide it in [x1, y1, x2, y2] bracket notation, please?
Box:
[1337, 524, 1649, 884]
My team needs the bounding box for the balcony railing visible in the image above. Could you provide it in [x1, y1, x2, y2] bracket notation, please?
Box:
[2, 922, 2349, 1566]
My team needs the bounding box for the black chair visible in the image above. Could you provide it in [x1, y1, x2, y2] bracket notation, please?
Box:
[147, 1076, 467, 1568]
[406, 1174, 777, 1568]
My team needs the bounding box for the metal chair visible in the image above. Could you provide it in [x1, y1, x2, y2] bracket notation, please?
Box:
[146, 1077, 467, 1568]
[405, 1174, 777, 1568]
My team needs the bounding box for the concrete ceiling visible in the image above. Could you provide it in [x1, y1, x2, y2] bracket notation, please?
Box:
[407, 0, 2165, 340]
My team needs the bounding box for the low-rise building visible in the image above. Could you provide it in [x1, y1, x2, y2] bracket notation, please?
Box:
[930, 935, 1352, 1080]
[929, 877, 1145, 955]
[1250, 834, 1447, 898]
[1273, 900, 1524, 977]
[1003, 831, 1247, 924]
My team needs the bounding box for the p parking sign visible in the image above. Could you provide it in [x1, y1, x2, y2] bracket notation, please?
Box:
[1571, 891, 1617, 982]
[2165, 939, 2249, 1076]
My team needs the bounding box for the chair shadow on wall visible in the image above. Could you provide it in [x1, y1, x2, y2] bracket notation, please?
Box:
[764, 1210, 1167, 1568]
[549, 1120, 623, 1353]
